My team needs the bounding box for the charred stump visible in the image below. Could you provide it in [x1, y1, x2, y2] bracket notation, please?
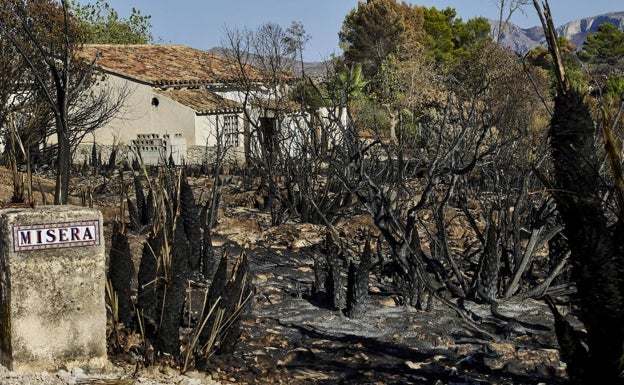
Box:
[198, 251, 229, 347]
[312, 250, 328, 301]
[346, 236, 372, 318]
[145, 186, 155, 227]
[133, 173, 149, 226]
[107, 147, 117, 170]
[477, 209, 501, 301]
[199, 200, 217, 278]
[217, 252, 252, 354]
[324, 231, 345, 311]
[549, 89, 624, 384]
[126, 197, 141, 231]
[201, 223, 217, 279]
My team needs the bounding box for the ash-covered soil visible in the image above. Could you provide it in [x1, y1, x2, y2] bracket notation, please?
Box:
[204, 220, 567, 385]
[197, 180, 570, 385]
[0, 168, 572, 384]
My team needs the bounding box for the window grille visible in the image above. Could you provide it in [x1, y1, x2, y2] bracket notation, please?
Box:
[223, 115, 239, 147]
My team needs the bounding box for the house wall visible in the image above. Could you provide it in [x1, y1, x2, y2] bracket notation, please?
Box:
[192, 113, 246, 163]
[89, 75, 148, 146]
[194, 114, 216, 147]
[72, 74, 317, 167]
[90, 75, 197, 147]
[75, 74, 210, 165]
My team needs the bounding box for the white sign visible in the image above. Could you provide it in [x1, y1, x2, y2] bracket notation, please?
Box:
[12, 220, 101, 252]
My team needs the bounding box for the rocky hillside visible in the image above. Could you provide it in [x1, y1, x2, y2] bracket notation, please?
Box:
[494, 11, 624, 54]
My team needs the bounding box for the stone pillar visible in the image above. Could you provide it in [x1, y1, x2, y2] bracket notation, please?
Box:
[0, 206, 107, 372]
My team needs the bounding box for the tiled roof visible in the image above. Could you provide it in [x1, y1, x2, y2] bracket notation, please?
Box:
[154, 87, 242, 115]
[76, 44, 266, 85]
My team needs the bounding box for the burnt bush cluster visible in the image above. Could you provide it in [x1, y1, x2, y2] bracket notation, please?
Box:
[106, 165, 253, 373]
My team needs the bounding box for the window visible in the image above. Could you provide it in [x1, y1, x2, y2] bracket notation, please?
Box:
[223, 115, 239, 147]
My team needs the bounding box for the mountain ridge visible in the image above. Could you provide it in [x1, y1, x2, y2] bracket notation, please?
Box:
[494, 11, 624, 54]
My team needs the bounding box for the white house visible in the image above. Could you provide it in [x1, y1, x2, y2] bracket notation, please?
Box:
[73, 44, 349, 167]
[75, 44, 269, 166]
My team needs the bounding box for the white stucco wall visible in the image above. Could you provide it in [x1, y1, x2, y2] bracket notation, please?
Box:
[89, 75, 148, 146]
[71, 74, 320, 166]
[90, 74, 197, 147]
[149, 93, 196, 144]
[195, 113, 245, 148]
[194, 114, 217, 147]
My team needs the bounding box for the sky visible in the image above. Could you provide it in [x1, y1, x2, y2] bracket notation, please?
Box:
[75, 0, 623, 62]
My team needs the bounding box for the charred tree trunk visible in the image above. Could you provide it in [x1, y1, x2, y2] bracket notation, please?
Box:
[217, 252, 252, 354]
[324, 231, 345, 311]
[107, 147, 117, 170]
[198, 251, 229, 346]
[478, 209, 501, 301]
[326, 252, 344, 311]
[533, 3, 624, 382]
[549, 89, 623, 384]
[312, 251, 328, 301]
[126, 198, 141, 231]
[199, 202, 218, 279]
[134, 173, 147, 226]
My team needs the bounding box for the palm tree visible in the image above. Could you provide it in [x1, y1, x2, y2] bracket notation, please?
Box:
[533, 1, 624, 383]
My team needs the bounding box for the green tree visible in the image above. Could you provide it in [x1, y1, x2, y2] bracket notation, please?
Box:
[578, 22, 624, 68]
[69, 0, 153, 44]
[421, 7, 455, 63]
[339, 0, 424, 80]
[422, 7, 491, 63]
[578, 22, 624, 99]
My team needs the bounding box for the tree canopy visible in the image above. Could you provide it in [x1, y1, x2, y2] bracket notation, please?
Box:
[339, 1, 492, 87]
[339, 0, 424, 80]
[578, 22, 624, 68]
[421, 7, 491, 63]
[69, 0, 153, 44]
[577, 22, 624, 99]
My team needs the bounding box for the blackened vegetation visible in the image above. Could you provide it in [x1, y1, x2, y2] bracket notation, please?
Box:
[325, 232, 346, 311]
[200, 206, 218, 279]
[548, 88, 624, 384]
[179, 174, 202, 270]
[156, 214, 190, 355]
[346, 236, 372, 318]
[107, 166, 254, 370]
[108, 221, 135, 327]
[133, 173, 147, 227]
[136, 227, 163, 341]
[311, 228, 377, 319]
[534, 1, 624, 383]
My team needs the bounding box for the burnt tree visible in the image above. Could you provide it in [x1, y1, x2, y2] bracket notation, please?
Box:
[534, 1, 624, 383]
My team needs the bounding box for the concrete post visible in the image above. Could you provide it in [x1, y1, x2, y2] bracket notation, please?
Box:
[0, 206, 107, 372]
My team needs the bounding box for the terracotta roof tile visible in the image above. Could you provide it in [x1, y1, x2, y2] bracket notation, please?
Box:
[76, 44, 265, 85]
[154, 87, 242, 115]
